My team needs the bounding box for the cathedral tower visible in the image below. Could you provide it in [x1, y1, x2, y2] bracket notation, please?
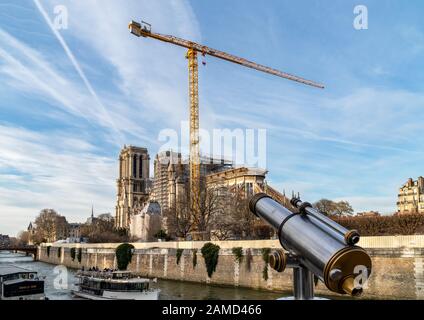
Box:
[115, 146, 150, 229]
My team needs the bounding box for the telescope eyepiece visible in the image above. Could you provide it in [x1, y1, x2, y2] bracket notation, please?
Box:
[345, 230, 361, 246]
[341, 276, 363, 297]
[269, 250, 287, 273]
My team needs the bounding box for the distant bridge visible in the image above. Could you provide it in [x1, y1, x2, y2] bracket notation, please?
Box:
[0, 246, 38, 260]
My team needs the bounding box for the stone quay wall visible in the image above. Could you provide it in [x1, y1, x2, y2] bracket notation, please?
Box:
[37, 235, 424, 299]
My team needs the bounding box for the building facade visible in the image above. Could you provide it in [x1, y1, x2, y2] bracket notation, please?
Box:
[151, 151, 233, 212]
[0, 234, 10, 247]
[151, 151, 186, 213]
[115, 146, 151, 229]
[206, 167, 268, 196]
[67, 223, 82, 240]
[397, 177, 424, 215]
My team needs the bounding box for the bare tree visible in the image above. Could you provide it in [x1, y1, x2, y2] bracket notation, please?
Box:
[81, 219, 128, 243]
[17, 231, 30, 245]
[162, 181, 226, 239]
[34, 209, 67, 242]
[194, 184, 226, 233]
[210, 185, 263, 240]
[164, 197, 194, 239]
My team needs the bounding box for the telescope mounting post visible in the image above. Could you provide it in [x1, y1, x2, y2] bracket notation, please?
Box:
[292, 265, 315, 300]
[280, 252, 317, 300]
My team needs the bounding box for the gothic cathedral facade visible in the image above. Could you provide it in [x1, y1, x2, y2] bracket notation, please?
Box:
[115, 146, 150, 229]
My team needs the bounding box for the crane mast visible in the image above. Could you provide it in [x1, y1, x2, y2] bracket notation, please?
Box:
[187, 48, 200, 221]
[129, 20, 324, 233]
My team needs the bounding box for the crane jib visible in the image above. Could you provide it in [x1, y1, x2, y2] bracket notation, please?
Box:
[129, 21, 324, 89]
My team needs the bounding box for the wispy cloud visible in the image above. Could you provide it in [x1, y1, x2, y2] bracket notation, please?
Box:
[41, 0, 201, 127]
[32, 0, 125, 146]
[0, 0, 202, 235]
[0, 124, 117, 233]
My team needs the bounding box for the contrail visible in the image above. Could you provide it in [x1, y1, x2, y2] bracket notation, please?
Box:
[32, 0, 125, 147]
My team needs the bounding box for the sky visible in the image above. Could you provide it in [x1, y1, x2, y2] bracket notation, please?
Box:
[1, 0, 423, 236]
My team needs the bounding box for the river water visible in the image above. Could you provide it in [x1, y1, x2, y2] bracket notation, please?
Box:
[0, 251, 284, 300]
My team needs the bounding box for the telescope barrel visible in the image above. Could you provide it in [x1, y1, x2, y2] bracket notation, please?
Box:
[305, 213, 353, 246]
[290, 198, 360, 245]
[249, 193, 372, 296]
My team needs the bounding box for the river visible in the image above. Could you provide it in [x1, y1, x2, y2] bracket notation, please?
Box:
[0, 251, 285, 300]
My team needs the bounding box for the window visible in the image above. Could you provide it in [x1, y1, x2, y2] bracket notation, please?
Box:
[246, 183, 253, 196]
[139, 156, 143, 178]
[133, 184, 138, 192]
[133, 155, 137, 177]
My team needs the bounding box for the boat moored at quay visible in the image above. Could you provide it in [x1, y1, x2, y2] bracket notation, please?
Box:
[72, 270, 160, 300]
[0, 265, 45, 300]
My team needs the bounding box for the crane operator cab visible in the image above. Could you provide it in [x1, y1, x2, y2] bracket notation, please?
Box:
[140, 21, 151, 34]
[129, 20, 151, 37]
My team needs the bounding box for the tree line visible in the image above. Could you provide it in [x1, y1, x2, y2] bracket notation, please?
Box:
[18, 209, 129, 245]
[19, 192, 423, 244]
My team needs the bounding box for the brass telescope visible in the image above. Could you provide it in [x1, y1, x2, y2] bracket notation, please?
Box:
[249, 193, 372, 299]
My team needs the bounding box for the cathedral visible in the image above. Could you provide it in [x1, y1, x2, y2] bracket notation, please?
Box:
[115, 145, 271, 241]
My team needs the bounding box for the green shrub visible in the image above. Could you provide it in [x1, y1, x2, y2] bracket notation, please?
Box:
[201, 243, 220, 278]
[245, 249, 253, 272]
[115, 243, 135, 270]
[232, 247, 243, 264]
[192, 249, 198, 269]
[261, 248, 271, 281]
[176, 249, 184, 265]
[77, 248, 82, 263]
[70, 248, 76, 261]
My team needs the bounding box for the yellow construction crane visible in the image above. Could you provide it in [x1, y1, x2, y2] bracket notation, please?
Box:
[129, 20, 324, 230]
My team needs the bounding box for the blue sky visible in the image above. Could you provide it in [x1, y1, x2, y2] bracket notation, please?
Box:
[1, 0, 423, 236]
